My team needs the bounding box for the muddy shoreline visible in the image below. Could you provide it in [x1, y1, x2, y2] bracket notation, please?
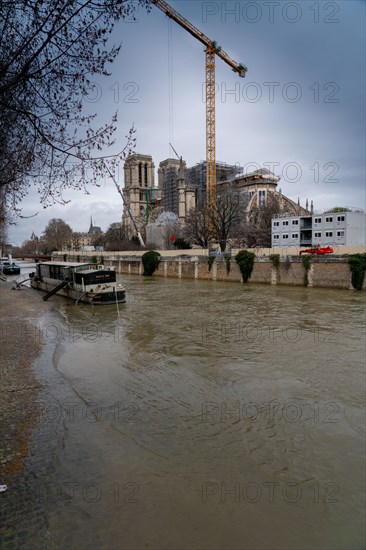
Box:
[0, 281, 52, 480]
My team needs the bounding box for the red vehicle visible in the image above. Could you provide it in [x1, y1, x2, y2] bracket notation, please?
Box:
[299, 245, 334, 255]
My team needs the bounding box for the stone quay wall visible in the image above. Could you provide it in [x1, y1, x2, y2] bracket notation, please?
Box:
[53, 253, 366, 290]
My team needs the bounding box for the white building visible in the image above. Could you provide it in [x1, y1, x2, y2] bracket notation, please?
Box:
[272, 209, 366, 248]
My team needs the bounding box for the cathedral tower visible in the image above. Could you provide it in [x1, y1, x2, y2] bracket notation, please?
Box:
[122, 153, 155, 236]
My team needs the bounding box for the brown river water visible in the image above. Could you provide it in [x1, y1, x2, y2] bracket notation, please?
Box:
[4, 269, 366, 549]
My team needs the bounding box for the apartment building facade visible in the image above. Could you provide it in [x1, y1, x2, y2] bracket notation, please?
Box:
[272, 209, 366, 248]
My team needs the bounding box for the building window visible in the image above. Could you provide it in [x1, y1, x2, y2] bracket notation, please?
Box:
[273, 221, 279, 227]
[291, 233, 299, 239]
[292, 220, 299, 225]
[337, 215, 345, 222]
[337, 230, 345, 237]
[325, 231, 333, 237]
[325, 217, 333, 223]
[314, 218, 321, 223]
[282, 221, 289, 226]
[259, 189, 266, 207]
[273, 234, 279, 240]
[314, 232, 321, 238]
[138, 163, 142, 185]
[282, 234, 289, 239]
[144, 163, 148, 185]
[139, 191, 144, 201]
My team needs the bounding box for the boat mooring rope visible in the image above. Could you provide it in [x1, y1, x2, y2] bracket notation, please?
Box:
[115, 287, 120, 318]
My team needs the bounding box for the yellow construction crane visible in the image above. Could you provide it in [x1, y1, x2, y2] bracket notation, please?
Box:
[151, 0, 247, 235]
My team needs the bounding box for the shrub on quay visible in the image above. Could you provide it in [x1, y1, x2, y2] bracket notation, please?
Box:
[142, 251, 161, 276]
[301, 255, 311, 287]
[235, 250, 255, 282]
[270, 254, 280, 269]
[208, 256, 215, 271]
[348, 253, 366, 290]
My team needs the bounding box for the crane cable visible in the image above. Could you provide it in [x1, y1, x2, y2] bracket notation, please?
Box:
[168, 18, 174, 157]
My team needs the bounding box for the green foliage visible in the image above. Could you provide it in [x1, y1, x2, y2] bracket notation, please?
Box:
[225, 257, 231, 275]
[301, 255, 311, 271]
[91, 255, 97, 264]
[348, 253, 366, 290]
[142, 251, 161, 276]
[301, 254, 311, 287]
[270, 254, 280, 269]
[235, 250, 255, 283]
[174, 238, 192, 250]
[76, 255, 80, 263]
[208, 256, 215, 271]
[99, 255, 104, 264]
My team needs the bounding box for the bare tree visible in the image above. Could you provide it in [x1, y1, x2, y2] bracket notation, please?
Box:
[184, 189, 245, 251]
[43, 218, 73, 252]
[214, 192, 244, 251]
[0, 0, 151, 213]
[184, 207, 211, 249]
[21, 238, 40, 256]
[237, 203, 281, 248]
[90, 232, 105, 248]
[104, 222, 125, 251]
[0, 193, 8, 254]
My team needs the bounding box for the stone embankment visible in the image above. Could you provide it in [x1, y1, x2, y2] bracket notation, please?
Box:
[53, 252, 366, 290]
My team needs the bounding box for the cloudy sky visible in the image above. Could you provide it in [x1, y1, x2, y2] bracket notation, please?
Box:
[9, 0, 365, 245]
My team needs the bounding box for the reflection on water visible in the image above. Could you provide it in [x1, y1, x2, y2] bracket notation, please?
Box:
[28, 276, 366, 548]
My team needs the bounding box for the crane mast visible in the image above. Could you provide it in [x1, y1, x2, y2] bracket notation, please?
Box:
[151, 0, 247, 237]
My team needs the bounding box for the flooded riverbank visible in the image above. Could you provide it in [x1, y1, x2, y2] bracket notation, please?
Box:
[1, 275, 365, 549]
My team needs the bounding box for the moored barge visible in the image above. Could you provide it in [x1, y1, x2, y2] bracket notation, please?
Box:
[30, 262, 126, 304]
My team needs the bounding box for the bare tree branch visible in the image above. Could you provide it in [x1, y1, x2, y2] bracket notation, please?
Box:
[0, 0, 151, 214]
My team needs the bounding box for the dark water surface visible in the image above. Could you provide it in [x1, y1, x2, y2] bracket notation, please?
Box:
[10, 273, 366, 548]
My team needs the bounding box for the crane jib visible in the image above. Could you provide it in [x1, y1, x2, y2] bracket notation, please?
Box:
[152, 0, 247, 76]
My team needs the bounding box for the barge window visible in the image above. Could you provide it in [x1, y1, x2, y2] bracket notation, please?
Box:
[49, 265, 63, 279]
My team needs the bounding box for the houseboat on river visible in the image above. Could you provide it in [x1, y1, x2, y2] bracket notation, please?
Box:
[0, 255, 21, 275]
[30, 262, 126, 305]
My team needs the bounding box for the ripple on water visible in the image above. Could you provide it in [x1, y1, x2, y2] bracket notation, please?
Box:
[25, 276, 366, 550]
